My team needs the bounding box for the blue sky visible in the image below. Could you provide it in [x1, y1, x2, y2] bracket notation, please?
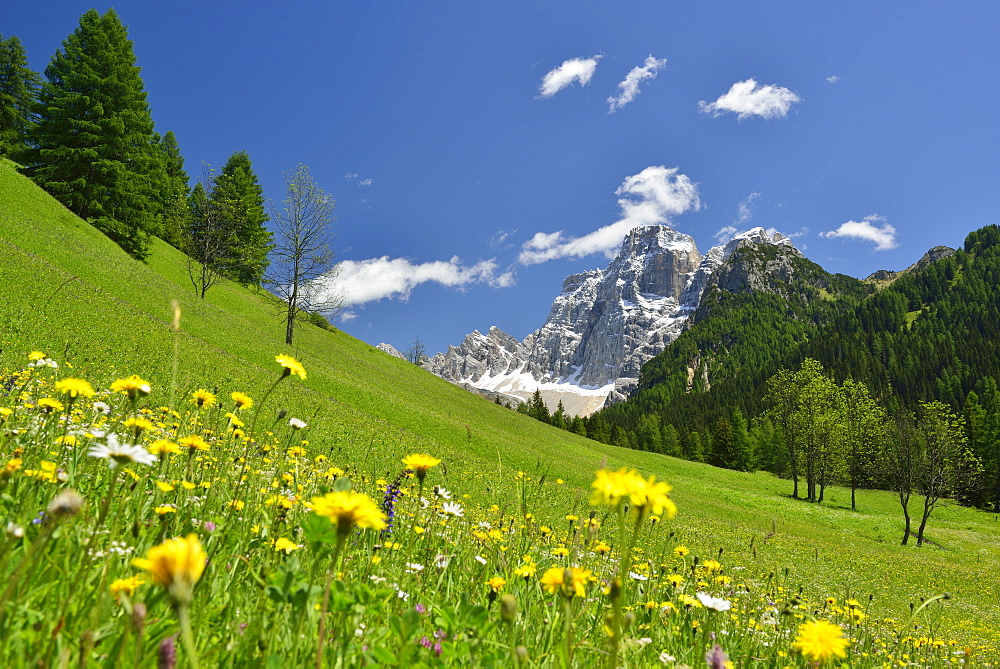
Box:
[6, 1, 1000, 355]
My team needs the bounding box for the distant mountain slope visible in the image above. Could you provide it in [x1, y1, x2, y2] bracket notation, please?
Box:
[600, 226, 1000, 493]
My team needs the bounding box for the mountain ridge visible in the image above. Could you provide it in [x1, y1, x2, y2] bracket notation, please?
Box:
[422, 224, 796, 415]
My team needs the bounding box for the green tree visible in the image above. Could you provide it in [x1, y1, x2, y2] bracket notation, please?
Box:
[710, 417, 734, 468]
[210, 151, 272, 286]
[840, 379, 888, 510]
[888, 414, 919, 545]
[527, 389, 550, 424]
[635, 413, 662, 453]
[551, 400, 568, 430]
[268, 164, 340, 344]
[730, 409, 755, 472]
[766, 359, 842, 502]
[913, 401, 981, 546]
[154, 130, 190, 250]
[0, 35, 40, 157]
[186, 170, 227, 299]
[21, 9, 159, 259]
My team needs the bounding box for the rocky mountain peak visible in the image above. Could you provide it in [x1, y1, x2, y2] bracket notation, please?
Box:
[425, 224, 800, 415]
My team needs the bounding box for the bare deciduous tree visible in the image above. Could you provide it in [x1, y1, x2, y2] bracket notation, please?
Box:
[268, 165, 342, 344]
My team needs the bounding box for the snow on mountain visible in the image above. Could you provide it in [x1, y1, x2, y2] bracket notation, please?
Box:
[424, 225, 795, 415]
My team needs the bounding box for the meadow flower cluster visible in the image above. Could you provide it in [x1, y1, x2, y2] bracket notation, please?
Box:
[0, 350, 989, 666]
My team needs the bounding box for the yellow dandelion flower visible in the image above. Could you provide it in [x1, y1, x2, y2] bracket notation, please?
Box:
[124, 416, 155, 436]
[110, 375, 152, 399]
[701, 559, 723, 574]
[594, 541, 612, 554]
[793, 620, 850, 662]
[154, 505, 177, 515]
[514, 563, 537, 579]
[110, 576, 144, 598]
[230, 391, 253, 410]
[229, 500, 245, 511]
[178, 435, 210, 453]
[275, 354, 307, 380]
[2, 458, 23, 479]
[309, 490, 386, 535]
[272, 537, 300, 553]
[190, 389, 216, 409]
[181, 481, 197, 490]
[539, 566, 593, 598]
[37, 398, 64, 413]
[680, 594, 702, 608]
[54, 378, 95, 399]
[402, 453, 441, 481]
[156, 481, 175, 492]
[590, 468, 677, 519]
[28, 351, 46, 361]
[487, 576, 507, 592]
[550, 545, 570, 557]
[132, 534, 206, 604]
[55, 435, 78, 446]
[150, 440, 181, 456]
[673, 545, 689, 557]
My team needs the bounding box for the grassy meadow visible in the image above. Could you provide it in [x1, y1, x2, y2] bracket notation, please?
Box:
[1, 158, 999, 666]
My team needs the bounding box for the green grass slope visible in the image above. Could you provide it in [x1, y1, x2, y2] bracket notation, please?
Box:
[2, 160, 999, 652]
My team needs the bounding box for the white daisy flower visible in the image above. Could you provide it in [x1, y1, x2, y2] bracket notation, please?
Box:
[88, 433, 156, 468]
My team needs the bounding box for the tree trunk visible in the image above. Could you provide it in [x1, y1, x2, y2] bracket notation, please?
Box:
[916, 497, 934, 547]
[899, 491, 911, 545]
[285, 284, 298, 345]
[851, 484, 856, 511]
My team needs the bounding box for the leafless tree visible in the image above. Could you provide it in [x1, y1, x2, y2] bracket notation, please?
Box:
[267, 165, 342, 344]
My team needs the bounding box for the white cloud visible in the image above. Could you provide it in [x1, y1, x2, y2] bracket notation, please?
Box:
[698, 78, 801, 120]
[518, 165, 701, 264]
[489, 229, 516, 250]
[608, 55, 667, 112]
[538, 55, 602, 98]
[339, 310, 358, 322]
[713, 225, 739, 244]
[320, 256, 513, 306]
[826, 75, 841, 84]
[820, 215, 898, 250]
[345, 173, 372, 186]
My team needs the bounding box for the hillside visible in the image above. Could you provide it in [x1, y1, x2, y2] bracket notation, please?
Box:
[2, 161, 1000, 658]
[598, 223, 1000, 509]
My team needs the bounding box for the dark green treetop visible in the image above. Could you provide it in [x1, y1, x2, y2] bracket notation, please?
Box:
[209, 150, 272, 286]
[21, 9, 159, 259]
[0, 34, 40, 157]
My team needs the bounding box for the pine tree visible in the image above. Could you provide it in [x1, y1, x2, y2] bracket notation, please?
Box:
[21, 9, 159, 259]
[0, 34, 40, 158]
[155, 130, 190, 250]
[210, 151, 272, 286]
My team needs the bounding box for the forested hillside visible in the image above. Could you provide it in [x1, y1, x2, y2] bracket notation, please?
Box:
[596, 225, 1000, 509]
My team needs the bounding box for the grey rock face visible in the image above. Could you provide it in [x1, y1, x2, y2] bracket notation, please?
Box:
[425, 225, 796, 414]
[866, 245, 954, 282]
[376, 343, 406, 359]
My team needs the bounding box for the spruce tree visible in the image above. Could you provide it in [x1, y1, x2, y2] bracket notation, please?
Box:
[155, 130, 190, 250]
[0, 34, 40, 158]
[210, 150, 272, 286]
[22, 9, 159, 259]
